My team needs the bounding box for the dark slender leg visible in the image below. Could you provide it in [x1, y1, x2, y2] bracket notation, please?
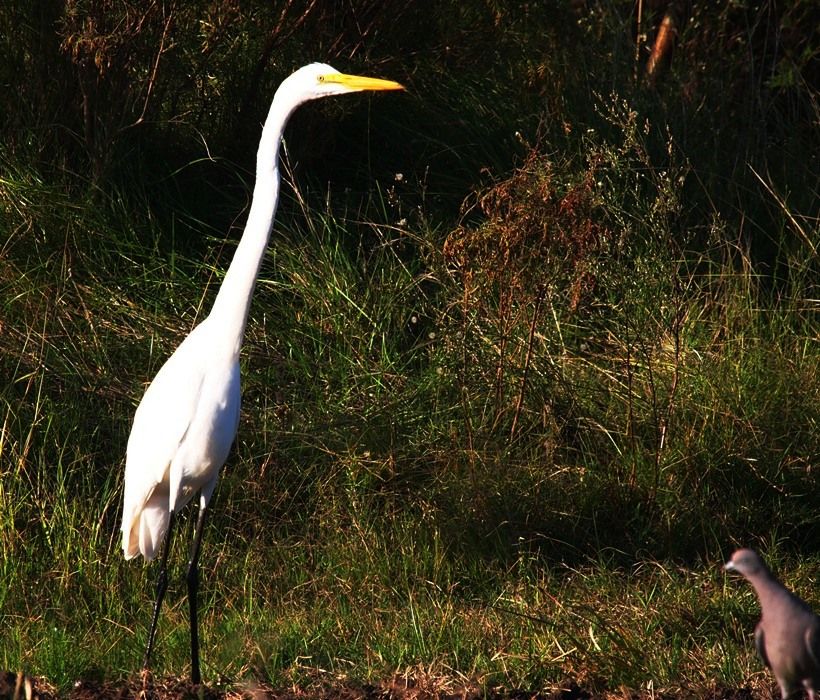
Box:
[186, 503, 208, 685]
[143, 511, 176, 671]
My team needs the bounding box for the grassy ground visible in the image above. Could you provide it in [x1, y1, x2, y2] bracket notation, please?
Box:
[1, 3, 818, 698]
[1, 122, 817, 695]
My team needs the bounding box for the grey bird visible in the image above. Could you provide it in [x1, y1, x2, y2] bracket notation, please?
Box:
[725, 548, 820, 699]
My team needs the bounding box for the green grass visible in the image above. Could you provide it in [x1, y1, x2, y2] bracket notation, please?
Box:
[1, 105, 818, 694]
[1, 4, 818, 695]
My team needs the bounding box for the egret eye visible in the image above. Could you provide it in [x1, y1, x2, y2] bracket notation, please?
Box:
[317, 75, 326, 82]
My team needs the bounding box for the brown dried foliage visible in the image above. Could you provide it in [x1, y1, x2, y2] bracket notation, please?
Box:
[444, 151, 610, 314]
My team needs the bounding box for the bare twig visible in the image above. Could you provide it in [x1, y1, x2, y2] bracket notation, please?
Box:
[492, 284, 510, 430]
[634, 0, 645, 83]
[625, 331, 637, 486]
[128, 3, 175, 129]
[750, 165, 818, 257]
[510, 285, 546, 441]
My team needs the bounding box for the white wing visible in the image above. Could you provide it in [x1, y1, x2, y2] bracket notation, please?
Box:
[121, 321, 212, 560]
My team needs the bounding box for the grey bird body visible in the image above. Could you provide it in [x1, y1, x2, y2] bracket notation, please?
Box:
[725, 548, 820, 700]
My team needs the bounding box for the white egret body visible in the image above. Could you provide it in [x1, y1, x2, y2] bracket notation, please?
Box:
[120, 63, 403, 683]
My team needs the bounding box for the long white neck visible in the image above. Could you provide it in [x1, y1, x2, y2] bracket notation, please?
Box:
[206, 93, 295, 356]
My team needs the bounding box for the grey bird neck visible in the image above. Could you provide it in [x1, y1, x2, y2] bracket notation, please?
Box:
[747, 564, 814, 616]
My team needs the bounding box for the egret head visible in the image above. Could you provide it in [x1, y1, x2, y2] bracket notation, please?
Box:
[281, 62, 404, 104]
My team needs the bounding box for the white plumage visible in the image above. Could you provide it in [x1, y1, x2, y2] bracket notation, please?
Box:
[119, 63, 403, 683]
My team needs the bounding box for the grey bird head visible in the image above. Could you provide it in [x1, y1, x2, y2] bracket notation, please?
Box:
[724, 548, 769, 578]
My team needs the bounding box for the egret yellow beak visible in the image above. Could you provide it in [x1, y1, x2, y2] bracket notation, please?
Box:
[321, 72, 404, 92]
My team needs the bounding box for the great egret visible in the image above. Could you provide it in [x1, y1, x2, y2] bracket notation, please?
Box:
[120, 63, 403, 684]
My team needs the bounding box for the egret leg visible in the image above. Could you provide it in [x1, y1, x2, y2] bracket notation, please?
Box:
[186, 502, 208, 685]
[144, 511, 176, 671]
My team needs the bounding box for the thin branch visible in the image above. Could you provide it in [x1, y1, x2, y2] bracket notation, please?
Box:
[510, 285, 546, 441]
[634, 0, 644, 83]
[750, 165, 817, 257]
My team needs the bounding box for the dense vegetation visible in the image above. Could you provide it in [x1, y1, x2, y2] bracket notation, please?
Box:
[1, 1, 817, 695]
